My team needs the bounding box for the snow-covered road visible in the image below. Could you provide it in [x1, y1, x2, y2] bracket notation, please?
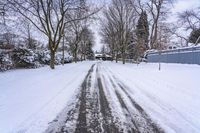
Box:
[0, 61, 200, 133]
[46, 62, 163, 133]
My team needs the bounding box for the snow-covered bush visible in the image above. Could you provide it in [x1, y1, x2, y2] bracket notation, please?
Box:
[36, 49, 51, 65]
[11, 47, 41, 68]
[55, 52, 73, 64]
[0, 47, 75, 72]
[65, 54, 73, 63]
[55, 53, 62, 65]
[0, 53, 13, 71]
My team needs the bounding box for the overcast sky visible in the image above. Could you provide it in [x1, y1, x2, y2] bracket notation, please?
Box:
[172, 0, 200, 13]
[92, 0, 200, 51]
[169, 0, 200, 22]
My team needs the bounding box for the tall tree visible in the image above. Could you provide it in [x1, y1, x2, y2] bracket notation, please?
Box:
[100, 0, 136, 64]
[147, 0, 173, 49]
[80, 27, 94, 60]
[8, 0, 96, 69]
[136, 11, 149, 57]
[100, 12, 118, 61]
[148, 0, 163, 49]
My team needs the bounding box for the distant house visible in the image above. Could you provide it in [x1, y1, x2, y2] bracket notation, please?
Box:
[94, 53, 113, 61]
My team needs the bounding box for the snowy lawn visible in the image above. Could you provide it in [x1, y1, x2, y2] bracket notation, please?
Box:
[103, 61, 200, 133]
[0, 61, 95, 133]
[1, 61, 200, 133]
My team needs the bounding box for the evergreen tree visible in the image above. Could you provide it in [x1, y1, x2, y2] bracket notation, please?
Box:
[189, 28, 200, 44]
[136, 11, 149, 56]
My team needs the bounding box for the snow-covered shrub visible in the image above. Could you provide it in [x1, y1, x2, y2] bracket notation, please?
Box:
[55, 53, 62, 65]
[36, 49, 51, 65]
[65, 54, 73, 63]
[0, 47, 75, 71]
[55, 52, 74, 64]
[11, 47, 41, 68]
[0, 53, 13, 71]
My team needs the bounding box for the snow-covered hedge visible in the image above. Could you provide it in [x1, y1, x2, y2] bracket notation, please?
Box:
[0, 53, 13, 71]
[36, 50, 51, 65]
[0, 47, 74, 71]
[56, 52, 73, 64]
[11, 47, 41, 68]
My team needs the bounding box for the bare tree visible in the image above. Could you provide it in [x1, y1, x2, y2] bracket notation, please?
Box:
[79, 26, 94, 60]
[100, 0, 136, 64]
[163, 7, 200, 47]
[148, 0, 163, 49]
[68, 22, 83, 62]
[15, 17, 41, 49]
[0, 0, 7, 24]
[66, 3, 88, 63]
[1, 32, 16, 46]
[178, 7, 200, 31]
[100, 10, 118, 61]
[147, 0, 173, 49]
[8, 0, 98, 69]
[166, 24, 189, 46]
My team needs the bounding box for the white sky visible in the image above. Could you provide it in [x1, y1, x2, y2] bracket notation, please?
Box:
[172, 0, 200, 13]
[92, 0, 200, 51]
[169, 0, 200, 22]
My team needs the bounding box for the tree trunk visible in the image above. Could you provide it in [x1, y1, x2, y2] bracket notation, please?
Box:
[74, 52, 77, 63]
[74, 43, 78, 63]
[122, 52, 125, 64]
[62, 36, 65, 66]
[122, 59, 125, 64]
[80, 54, 83, 61]
[111, 50, 114, 62]
[84, 53, 86, 60]
[115, 53, 118, 63]
[50, 50, 55, 69]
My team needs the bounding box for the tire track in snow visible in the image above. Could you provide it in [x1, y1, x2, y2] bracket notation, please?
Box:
[115, 90, 140, 133]
[74, 64, 99, 133]
[45, 64, 96, 133]
[117, 83, 164, 133]
[97, 77, 120, 132]
[75, 63, 121, 133]
[46, 63, 121, 133]
[101, 64, 164, 133]
[46, 62, 164, 133]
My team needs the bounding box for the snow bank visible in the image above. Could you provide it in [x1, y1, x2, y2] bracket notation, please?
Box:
[0, 61, 95, 133]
